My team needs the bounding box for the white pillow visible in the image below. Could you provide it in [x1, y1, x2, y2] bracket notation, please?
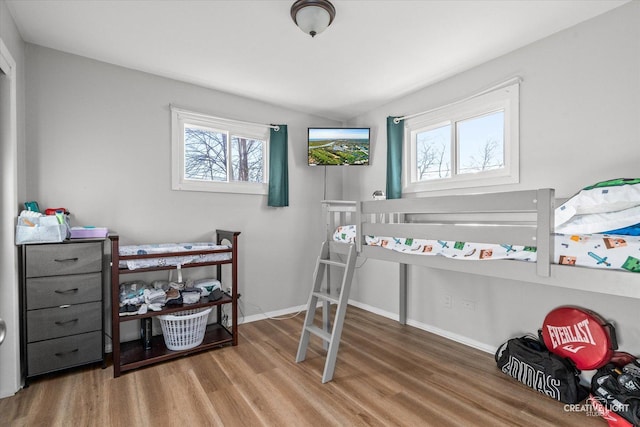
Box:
[555, 204, 640, 235]
[555, 178, 640, 227]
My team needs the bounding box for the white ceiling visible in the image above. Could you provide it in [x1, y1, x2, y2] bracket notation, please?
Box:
[6, 0, 629, 121]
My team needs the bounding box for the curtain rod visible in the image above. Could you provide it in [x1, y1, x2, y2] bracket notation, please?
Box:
[170, 104, 280, 131]
[393, 76, 522, 124]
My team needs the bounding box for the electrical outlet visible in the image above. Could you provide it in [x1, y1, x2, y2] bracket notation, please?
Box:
[442, 294, 452, 308]
[461, 299, 476, 311]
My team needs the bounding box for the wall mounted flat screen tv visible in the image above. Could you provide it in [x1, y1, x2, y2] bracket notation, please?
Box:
[308, 127, 370, 166]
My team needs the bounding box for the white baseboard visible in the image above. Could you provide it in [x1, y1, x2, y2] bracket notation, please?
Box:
[240, 304, 307, 324]
[347, 299, 400, 322]
[404, 318, 495, 354]
[347, 299, 495, 355]
[241, 299, 495, 355]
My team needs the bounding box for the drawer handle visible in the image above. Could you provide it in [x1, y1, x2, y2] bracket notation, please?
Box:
[55, 318, 79, 325]
[54, 348, 79, 357]
[54, 288, 79, 294]
[54, 257, 79, 262]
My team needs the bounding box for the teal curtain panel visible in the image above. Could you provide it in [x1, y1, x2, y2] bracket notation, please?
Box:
[386, 117, 403, 199]
[268, 125, 289, 207]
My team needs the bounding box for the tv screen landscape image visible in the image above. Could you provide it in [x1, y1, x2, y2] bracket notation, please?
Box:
[308, 127, 370, 166]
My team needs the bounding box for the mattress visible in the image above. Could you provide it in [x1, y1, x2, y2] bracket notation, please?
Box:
[333, 225, 640, 273]
[553, 233, 640, 272]
[118, 242, 232, 270]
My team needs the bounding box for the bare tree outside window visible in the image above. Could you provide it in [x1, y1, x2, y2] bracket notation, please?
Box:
[184, 126, 227, 181]
[414, 111, 504, 182]
[184, 125, 265, 183]
[231, 137, 263, 182]
[415, 124, 451, 181]
[461, 138, 503, 173]
[405, 83, 518, 191]
[458, 111, 504, 175]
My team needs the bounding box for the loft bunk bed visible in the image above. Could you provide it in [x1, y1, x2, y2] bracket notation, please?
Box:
[323, 187, 640, 324]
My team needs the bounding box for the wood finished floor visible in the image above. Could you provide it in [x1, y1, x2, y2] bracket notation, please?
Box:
[1, 306, 604, 427]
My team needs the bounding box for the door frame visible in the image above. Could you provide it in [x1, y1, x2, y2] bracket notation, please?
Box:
[0, 36, 21, 398]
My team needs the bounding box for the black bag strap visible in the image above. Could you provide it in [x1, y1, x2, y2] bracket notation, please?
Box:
[495, 341, 508, 363]
[604, 322, 619, 350]
[537, 328, 546, 349]
[495, 335, 542, 363]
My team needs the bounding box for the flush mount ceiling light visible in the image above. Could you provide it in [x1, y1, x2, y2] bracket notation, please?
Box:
[290, 0, 336, 38]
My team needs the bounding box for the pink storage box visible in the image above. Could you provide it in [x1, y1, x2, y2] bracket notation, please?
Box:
[70, 227, 108, 239]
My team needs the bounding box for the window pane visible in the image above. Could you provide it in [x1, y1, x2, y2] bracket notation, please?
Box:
[231, 136, 264, 182]
[415, 124, 451, 181]
[184, 125, 227, 181]
[457, 111, 504, 175]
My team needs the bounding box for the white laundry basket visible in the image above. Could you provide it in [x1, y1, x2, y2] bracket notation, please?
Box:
[157, 307, 212, 351]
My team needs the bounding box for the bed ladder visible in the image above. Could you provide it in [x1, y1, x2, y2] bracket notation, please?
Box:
[296, 240, 357, 383]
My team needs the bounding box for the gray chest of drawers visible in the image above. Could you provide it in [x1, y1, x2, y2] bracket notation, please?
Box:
[20, 239, 105, 381]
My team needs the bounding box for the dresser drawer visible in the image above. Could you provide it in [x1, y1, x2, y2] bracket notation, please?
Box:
[27, 331, 102, 377]
[25, 242, 102, 278]
[26, 272, 102, 310]
[27, 301, 102, 342]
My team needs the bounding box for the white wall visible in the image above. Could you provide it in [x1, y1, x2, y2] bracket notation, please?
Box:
[345, 2, 640, 354]
[24, 45, 344, 341]
[0, 0, 25, 398]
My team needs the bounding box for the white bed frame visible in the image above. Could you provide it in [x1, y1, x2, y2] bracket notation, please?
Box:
[323, 189, 640, 324]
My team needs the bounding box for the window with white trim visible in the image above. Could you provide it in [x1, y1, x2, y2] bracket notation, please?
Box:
[171, 107, 269, 194]
[404, 82, 519, 193]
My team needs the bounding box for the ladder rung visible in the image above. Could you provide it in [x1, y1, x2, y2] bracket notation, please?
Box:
[305, 325, 331, 342]
[319, 259, 346, 268]
[312, 291, 339, 304]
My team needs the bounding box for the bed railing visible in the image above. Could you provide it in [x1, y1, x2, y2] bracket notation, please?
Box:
[322, 188, 640, 302]
[358, 188, 555, 277]
[322, 200, 358, 242]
